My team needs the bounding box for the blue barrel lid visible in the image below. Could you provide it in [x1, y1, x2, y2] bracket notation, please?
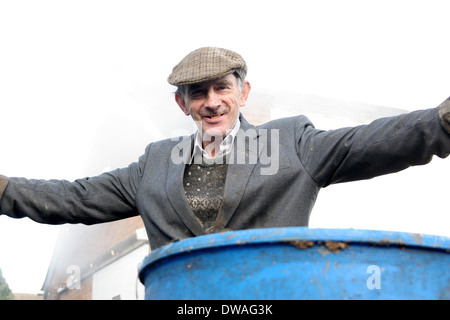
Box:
[139, 227, 450, 279]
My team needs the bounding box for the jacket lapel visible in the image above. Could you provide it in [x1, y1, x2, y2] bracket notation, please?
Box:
[214, 115, 262, 231]
[165, 135, 205, 236]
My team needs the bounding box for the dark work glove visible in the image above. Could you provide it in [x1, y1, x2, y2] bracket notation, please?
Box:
[438, 97, 450, 134]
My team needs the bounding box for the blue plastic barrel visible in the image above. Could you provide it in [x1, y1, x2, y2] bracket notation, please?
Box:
[138, 227, 450, 300]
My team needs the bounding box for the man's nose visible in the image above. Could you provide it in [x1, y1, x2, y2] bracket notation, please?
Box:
[205, 89, 221, 109]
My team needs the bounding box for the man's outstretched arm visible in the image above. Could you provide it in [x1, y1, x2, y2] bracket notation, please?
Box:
[0, 143, 151, 225]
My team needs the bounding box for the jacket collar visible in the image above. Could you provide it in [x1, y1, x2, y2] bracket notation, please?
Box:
[190, 117, 241, 164]
[166, 113, 261, 236]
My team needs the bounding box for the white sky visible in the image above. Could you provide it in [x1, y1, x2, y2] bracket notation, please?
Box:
[0, 0, 449, 294]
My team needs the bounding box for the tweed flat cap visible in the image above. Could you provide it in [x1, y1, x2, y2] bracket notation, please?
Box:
[168, 47, 247, 86]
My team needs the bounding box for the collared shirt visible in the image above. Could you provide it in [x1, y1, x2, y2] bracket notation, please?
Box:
[190, 117, 241, 164]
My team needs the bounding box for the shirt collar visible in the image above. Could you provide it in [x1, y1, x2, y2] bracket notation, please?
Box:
[191, 116, 241, 164]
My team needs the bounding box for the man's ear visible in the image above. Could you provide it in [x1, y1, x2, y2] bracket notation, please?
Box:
[175, 94, 190, 116]
[240, 81, 251, 107]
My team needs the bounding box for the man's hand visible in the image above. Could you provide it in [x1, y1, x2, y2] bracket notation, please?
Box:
[438, 97, 450, 134]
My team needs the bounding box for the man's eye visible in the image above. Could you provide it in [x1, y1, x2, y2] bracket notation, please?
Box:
[190, 90, 205, 98]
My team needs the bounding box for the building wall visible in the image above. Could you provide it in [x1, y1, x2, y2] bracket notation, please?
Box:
[43, 216, 146, 300]
[56, 278, 92, 300]
[92, 244, 149, 300]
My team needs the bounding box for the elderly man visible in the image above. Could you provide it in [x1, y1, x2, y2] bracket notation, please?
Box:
[1, 47, 450, 249]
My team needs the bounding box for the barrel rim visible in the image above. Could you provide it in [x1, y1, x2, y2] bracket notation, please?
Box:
[138, 227, 450, 281]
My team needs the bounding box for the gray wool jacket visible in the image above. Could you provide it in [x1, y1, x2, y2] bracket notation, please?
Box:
[1, 100, 450, 250]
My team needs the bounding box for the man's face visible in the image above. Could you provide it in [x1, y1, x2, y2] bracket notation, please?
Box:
[176, 74, 251, 138]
